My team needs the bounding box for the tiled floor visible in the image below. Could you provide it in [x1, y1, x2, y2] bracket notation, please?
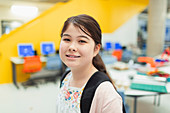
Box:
[0, 79, 60, 113]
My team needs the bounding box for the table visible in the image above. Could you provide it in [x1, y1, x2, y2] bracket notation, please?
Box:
[125, 89, 157, 113]
[10, 56, 47, 89]
[107, 65, 170, 113]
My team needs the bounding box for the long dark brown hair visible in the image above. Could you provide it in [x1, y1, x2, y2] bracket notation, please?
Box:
[60, 14, 115, 87]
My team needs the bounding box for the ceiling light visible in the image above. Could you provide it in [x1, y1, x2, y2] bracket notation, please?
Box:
[11, 5, 38, 17]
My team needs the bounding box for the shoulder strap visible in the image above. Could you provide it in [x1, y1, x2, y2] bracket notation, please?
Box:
[80, 71, 111, 113]
[80, 71, 126, 113]
[60, 70, 71, 88]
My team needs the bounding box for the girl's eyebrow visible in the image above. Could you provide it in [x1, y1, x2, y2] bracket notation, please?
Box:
[62, 34, 90, 40]
[62, 34, 70, 37]
[78, 35, 90, 40]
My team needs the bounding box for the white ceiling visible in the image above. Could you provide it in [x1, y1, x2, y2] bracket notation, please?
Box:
[0, 0, 68, 5]
[0, 0, 68, 12]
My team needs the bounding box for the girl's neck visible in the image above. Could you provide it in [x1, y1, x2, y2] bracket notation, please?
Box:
[69, 65, 98, 88]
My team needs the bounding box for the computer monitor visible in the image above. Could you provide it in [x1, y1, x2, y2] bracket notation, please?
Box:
[17, 43, 34, 57]
[40, 42, 55, 55]
[114, 42, 122, 50]
[104, 42, 112, 51]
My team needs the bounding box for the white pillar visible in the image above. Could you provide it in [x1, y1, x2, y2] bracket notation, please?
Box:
[146, 0, 167, 57]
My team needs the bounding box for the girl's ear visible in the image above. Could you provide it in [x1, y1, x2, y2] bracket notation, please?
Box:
[94, 44, 101, 57]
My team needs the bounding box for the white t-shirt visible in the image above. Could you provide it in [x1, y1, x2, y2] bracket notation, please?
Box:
[57, 72, 85, 113]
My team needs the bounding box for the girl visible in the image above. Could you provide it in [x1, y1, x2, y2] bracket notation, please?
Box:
[57, 14, 123, 113]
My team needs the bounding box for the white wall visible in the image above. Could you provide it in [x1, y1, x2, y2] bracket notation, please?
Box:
[0, 6, 39, 24]
[0, 3, 54, 37]
[102, 15, 139, 48]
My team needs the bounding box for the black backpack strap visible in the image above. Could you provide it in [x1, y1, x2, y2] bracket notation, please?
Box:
[123, 103, 126, 113]
[80, 71, 126, 113]
[60, 70, 71, 88]
[80, 71, 111, 113]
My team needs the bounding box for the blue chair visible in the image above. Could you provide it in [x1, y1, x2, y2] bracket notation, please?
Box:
[117, 90, 130, 113]
[101, 55, 117, 65]
[45, 54, 62, 70]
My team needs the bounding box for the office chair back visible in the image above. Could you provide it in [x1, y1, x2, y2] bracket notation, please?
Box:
[23, 56, 42, 73]
[46, 54, 62, 70]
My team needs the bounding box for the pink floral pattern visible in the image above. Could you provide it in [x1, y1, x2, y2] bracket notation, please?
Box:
[73, 92, 79, 99]
[58, 72, 85, 113]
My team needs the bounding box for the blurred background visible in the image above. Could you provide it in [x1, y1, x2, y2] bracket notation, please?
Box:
[0, 0, 170, 113]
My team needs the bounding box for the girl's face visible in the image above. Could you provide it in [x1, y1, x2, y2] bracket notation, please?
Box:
[59, 23, 100, 69]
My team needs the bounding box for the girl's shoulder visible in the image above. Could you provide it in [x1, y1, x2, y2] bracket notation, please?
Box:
[90, 81, 123, 113]
[94, 81, 122, 105]
[96, 81, 120, 97]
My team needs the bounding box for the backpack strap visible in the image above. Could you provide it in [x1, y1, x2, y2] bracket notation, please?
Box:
[60, 70, 71, 88]
[80, 71, 126, 113]
[80, 71, 111, 113]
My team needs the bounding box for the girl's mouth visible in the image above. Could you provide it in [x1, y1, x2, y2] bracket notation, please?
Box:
[66, 55, 80, 58]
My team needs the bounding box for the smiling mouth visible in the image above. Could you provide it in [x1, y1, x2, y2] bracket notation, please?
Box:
[66, 55, 80, 58]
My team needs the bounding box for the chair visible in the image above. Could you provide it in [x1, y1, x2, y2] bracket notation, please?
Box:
[137, 57, 156, 67]
[101, 55, 117, 65]
[22, 54, 63, 88]
[112, 42, 123, 61]
[23, 56, 42, 73]
[117, 90, 130, 113]
[45, 54, 62, 70]
[30, 54, 62, 83]
[22, 56, 42, 88]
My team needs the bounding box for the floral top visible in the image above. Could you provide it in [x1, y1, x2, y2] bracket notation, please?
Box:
[57, 72, 85, 113]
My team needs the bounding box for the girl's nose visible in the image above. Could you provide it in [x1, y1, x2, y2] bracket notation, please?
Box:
[68, 43, 77, 52]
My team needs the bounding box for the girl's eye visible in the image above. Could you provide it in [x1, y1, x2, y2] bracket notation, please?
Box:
[63, 38, 70, 42]
[79, 40, 87, 43]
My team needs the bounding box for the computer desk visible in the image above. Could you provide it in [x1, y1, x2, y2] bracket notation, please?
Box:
[10, 57, 47, 89]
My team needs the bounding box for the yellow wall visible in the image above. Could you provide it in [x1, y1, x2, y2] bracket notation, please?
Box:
[0, 0, 148, 84]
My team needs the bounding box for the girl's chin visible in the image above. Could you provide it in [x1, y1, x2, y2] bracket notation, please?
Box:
[65, 63, 79, 68]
